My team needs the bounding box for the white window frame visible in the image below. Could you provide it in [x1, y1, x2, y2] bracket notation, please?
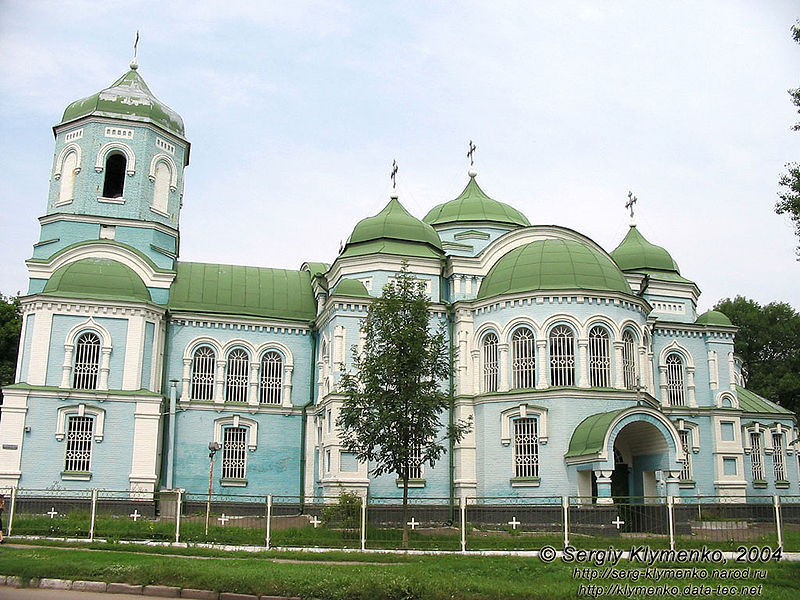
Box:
[549, 324, 575, 387]
[483, 332, 499, 393]
[225, 347, 250, 403]
[511, 327, 536, 389]
[55, 404, 105, 443]
[213, 414, 258, 451]
[221, 426, 248, 482]
[191, 345, 216, 400]
[588, 326, 612, 388]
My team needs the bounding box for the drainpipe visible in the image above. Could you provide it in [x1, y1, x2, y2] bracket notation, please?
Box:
[159, 314, 172, 490]
[166, 379, 178, 489]
[299, 326, 318, 512]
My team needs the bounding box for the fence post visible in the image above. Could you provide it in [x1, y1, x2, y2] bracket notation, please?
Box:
[89, 489, 98, 541]
[774, 495, 783, 549]
[360, 498, 366, 552]
[7, 487, 17, 537]
[265, 495, 272, 549]
[460, 496, 466, 553]
[667, 495, 675, 551]
[175, 489, 182, 544]
[562, 496, 569, 548]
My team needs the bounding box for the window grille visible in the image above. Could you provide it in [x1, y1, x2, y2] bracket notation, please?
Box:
[513, 418, 539, 478]
[259, 351, 283, 404]
[589, 327, 611, 388]
[773, 433, 786, 481]
[750, 432, 764, 481]
[407, 444, 423, 480]
[665, 354, 685, 406]
[226, 349, 249, 403]
[549, 325, 575, 386]
[73, 332, 101, 389]
[511, 327, 536, 389]
[622, 331, 637, 389]
[64, 415, 93, 472]
[679, 430, 692, 480]
[483, 333, 499, 392]
[191, 346, 216, 400]
[222, 427, 247, 479]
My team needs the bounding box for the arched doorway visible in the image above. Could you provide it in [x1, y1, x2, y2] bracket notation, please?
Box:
[612, 420, 671, 501]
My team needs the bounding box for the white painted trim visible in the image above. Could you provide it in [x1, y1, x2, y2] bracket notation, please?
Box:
[55, 404, 105, 442]
[54, 143, 82, 180]
[95, 141, 136, 175]
[658, 340, 695, 368]
[148, 153, 179, 191]
[213, 414, 259, 451]
[716, 391, 739, 409]
[500, 404, 548, 445]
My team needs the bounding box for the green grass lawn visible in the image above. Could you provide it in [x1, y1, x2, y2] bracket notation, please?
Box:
[1, 544, 800, 600]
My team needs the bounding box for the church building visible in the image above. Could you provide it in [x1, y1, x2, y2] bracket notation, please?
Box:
[1, 62, 797, 503]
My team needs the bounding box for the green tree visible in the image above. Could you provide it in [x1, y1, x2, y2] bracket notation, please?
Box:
[777, 22, 800, 258]
[337, 266, 471, 548]
[714, 296, 800, 415]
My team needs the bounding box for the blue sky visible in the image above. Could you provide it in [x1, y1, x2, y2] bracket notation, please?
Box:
[1, 1, 798, 310]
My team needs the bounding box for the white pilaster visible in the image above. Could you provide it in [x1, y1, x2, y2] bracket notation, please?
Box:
[122, 315, 145, 390]
[27, 311, 53, 386]
[129, 399, 164, 493]
[577, 339, 589, 388]
[536, 340, 548, 389]
[613, 341, 624, 389]
[498, 343, 509, 392]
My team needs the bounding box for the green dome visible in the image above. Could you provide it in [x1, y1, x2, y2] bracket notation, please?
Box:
[423, 175, 530, 228]
[696, 310, 733, 326]
[43, 258, 151, 303]
[332, 278, 371, 298]
[477, 239, 632, 300]
[610, 225, 680, 274]
[341, 196, 443, 259]
[60, 66, 185, 138]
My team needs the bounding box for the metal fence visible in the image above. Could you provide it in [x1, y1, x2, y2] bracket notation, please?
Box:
[1, 487, 797, 552]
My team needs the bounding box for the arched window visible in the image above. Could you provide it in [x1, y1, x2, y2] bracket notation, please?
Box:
[588, 326, 611, 388]
[773, 432, 786, 482]
[152, 161, 170, 213]
[73, 332, 101, 389]
[191, 346, 216, 400]
[549, 325, 575, 386]
[226, 348, 250, 403]
[750, 431, 764, 481]
[58, 151, 78, 204]
[622, 330, 637, 390]
[222, 426, 248, 480]
[511, 327, 536, 389]
[665, 354, 685, 406]
[483, 333, 499, 393]
[259, 350, 283, 404]
[102, 153, 126, 198]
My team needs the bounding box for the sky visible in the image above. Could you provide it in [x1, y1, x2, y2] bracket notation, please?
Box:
[0, 1, 798, 312]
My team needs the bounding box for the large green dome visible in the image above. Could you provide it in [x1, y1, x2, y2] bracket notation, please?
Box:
[341, 196, 443, 259]
[423, 174, 530, 228]
[610, 225, 680, 274]
[477, 239, 632, 300]
[60, 65, 185, 138]
[43, 258, 151, 303]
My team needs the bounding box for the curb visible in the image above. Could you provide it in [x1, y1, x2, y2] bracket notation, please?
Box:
[0, 575, 315, 600]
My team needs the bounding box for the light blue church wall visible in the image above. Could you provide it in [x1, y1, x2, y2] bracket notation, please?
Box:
[436, 225, 515, 258]
[368, 456, 451, 498]
[652, 331, 714, 405]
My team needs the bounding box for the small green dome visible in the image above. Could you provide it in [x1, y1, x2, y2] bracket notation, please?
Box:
[696, 310, 733, 326]
[332, 278, 371, 298]
[477, 239, 632, 300]
[610, 225, 680, 274]
[43, 258, 151, 303]
[60, 66, 185, 138]
[341, 196, 443, 259]
[423, 174, 530, 228]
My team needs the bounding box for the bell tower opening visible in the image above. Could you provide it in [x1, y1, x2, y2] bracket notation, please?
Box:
[102, 153, 127, 198]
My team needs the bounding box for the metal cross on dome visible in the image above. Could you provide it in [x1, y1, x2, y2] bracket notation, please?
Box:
[467, 140, 477, 166]
[391, 160, 398, 189]
[134, 31, 140, 59]
[626, 191, 638, 219]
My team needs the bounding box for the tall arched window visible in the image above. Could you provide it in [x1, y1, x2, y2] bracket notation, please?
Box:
[58, 151, 78, 204]
[102, 153, 126, 198]
[622, 330, 637, 390]
[549, 325, 575, 386]
[226, 348, 250, 403]
[152, 161, 170, 213]
[588, 326, 611, 388]
[511, 327, 536, 389]
[259, 350, 283, 404]
[483, 333, 499, 393]
[73, 332, 101, 389]
[665, 353, 685, 406]
[191, 346, 216, 400]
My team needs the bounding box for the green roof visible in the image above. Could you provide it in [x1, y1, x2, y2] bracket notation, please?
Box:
[332, 278, 371, 298]
[736, 385, 793, 415]
[43, 258, 151, 303]
[168, 262, 316, 322]
[61, 66, 185, 138]
[696, 310, 733, 326]
[343, 197, 443, 258]
[303, 262, 330, 278]
[423, 175, 530, 228]
[565, 408, 627, 458]
[477, 239, 633, 300]
[610, 225, 681, 274]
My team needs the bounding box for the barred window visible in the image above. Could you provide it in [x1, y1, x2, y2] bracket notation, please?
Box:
[750, 432, 764, 481]
[511, 327, 536, 389]
[773, 433, 786, 481]
[222, 427, 247, 480]
[483, 333, 499, 393]
[679, 430, 692, 480]
[589, 326, 611, 388]
[665, 354, 685, 406]
[191, 346, 216, 400]
[64, 415, 93, 472]
[549, 325, 575, 386]
[226, 348, 250, 403]
[513, 418, 539, 478]
[259, 351, 283, 404]
[73, 332, 101, 389]
[407, 444, 423, 480]
[622, 331, 637, 390]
